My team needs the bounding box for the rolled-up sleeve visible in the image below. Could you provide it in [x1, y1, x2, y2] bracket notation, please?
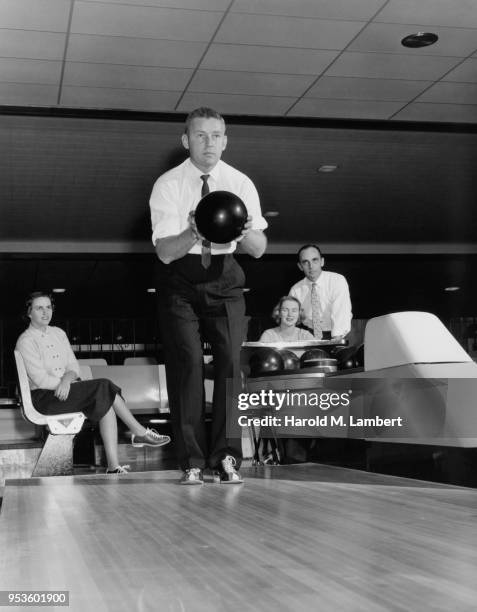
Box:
[16, 336, 61, 391]
[150, 179, 181, 244]
[241, 178, 268, 231]
[331, 276, 353, 337]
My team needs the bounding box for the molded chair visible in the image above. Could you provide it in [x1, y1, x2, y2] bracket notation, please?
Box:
[14, 350, 86, 477]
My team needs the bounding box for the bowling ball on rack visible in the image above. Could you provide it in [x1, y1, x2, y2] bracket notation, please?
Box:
[249, 348, 284, 377]
[299, 348, 330, 368]
[278, 349, 300, 371]
[195, 190, 248, 244]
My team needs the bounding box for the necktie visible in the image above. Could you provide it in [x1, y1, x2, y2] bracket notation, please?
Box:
[311, 282, 322, 339]
[200, 174, 211, 269]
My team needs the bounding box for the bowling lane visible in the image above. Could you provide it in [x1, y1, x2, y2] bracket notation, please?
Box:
[1, 465, 477, 611]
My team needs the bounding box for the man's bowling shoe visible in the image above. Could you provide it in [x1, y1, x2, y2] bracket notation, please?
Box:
[180, 468, 204, 485]
[218, 455, 243, 484]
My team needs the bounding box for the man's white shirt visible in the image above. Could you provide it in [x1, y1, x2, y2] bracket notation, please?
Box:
[289, 271, 352, 337]
[150, 158, 267, 254]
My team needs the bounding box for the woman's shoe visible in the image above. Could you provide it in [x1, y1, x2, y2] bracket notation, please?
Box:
[131, 428, 171, 448]
[106, 465, 130, 474]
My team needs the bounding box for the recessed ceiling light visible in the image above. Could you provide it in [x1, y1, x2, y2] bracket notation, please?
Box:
[318, 165, 338, 173]
[401, 32, 438, 48]
[147, 288, 156, 293]
[264, 211, 279, 217]
[444, 286, 460, 292]
[52, 288, 66, 293]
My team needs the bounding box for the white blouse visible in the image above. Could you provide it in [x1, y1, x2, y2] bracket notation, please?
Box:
[16, 325, 80, 391]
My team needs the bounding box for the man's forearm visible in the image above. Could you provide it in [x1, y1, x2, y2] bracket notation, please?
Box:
[155, 228, 198, 264]
[239, 229, 267, 258]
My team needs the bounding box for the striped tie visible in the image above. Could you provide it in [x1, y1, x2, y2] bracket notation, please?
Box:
[200, 174, 211, 269]
[311, 282, 322, 339]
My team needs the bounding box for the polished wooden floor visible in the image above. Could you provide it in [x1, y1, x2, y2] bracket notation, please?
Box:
[1, 464, 477, 612]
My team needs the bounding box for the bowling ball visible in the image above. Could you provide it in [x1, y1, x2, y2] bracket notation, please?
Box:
[195, 190, 248, 244]
[300, 348, 330, 368]
[342, 359, 356, 370]
[249, 348, 284, 377]
[278, 349, 300, 371]
[354, 344, 364, 368]
[335, 346, 356, 369]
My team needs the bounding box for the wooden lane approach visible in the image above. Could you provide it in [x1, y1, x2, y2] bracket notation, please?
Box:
[1, 465, 477, 611]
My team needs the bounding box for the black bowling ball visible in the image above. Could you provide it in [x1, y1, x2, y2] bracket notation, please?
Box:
[354, 344, 364, 368]
[195, 190, 248, 244]
[342, 359, 356, 370]
[300, 348, 330, 368]
[336, 345, 362, 370]
[249, 348, 284, 377]
[278, 349, 300, 371]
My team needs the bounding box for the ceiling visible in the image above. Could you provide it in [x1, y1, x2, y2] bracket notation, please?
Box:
[1, 0, 477, 123]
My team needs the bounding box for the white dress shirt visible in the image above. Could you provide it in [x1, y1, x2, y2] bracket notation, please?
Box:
[150, 158, 267, 255]
[16, 325, 80, 391]
[289, 271, 352, 337]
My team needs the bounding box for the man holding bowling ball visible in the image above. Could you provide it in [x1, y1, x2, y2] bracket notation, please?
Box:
[150, 107, 267, 485]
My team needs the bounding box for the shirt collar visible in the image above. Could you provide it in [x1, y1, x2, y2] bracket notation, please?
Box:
[305, 273, 325, 288]
[186, 158, 221, 183]
[28, 324, 51, 335]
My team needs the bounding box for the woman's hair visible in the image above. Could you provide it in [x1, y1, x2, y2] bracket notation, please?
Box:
[271, 295, 304, 325]
[23, 291, 54, 322]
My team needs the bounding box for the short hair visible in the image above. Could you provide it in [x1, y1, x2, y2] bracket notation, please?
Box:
[297, 244, 323, 261]
[272, 295, 305, 325]
[23, 291, 54, 321]
[184, 107, 225, 134]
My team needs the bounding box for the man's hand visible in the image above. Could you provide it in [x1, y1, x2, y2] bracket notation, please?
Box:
[188, 210, 203, 241]
[237, 215, 253, 241]
[237, 215, 267, 258]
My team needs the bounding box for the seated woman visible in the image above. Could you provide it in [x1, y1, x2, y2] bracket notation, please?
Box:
[16, 291, 170, 474]
[259, 296, 315, 343]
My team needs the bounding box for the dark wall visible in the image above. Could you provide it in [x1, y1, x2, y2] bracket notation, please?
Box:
[1, 252, 475, 321]
[1, 110, 477, 251]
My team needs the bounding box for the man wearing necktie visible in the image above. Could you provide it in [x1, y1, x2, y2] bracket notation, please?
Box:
[149, 107, 267, 485]
[289, 244, 352, 340]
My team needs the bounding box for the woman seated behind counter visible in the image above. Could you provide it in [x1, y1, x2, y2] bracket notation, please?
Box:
[16, 291, 170, 474]
[259, 296, 315, 343]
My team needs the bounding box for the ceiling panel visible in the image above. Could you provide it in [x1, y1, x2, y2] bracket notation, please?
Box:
[177, 92, 296, 115]
[84, 0, 230, 8]
[0, 0, 70, 31]
[71, 2, 223, 40]
[67, 35, 207, 68]
[325, 52, 461, 80]
[393, 102, 477, 123]
[349, 23, 477, 57]
[0, 58, 62, 85]
[0, 0, 477, 123]
[231, 0, 387, 21]
[63, 62, 192, 91]
[418, 82, 477, 104]
[60, 87, 181, 111]
[0, 83, 58, 105]
[202, 44, 338, 75]
[305, 76, 432, 101]
[443, 58, 477, 83]
[289, 98, 404, 119]
[216, 13, 364, 48]
[0, 29, 66, 61]
[177, 93, 295, 115]
[376, 0, 477, 29]
[189, 69, 314, 97]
